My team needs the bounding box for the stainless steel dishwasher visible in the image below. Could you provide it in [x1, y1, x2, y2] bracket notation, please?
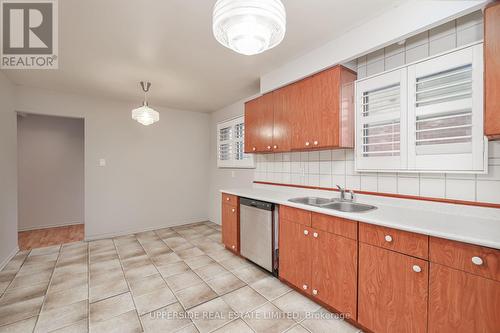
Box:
[239, 197, 278, 276]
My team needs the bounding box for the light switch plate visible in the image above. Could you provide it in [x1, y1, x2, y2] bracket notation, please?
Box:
[99, 158, 106, 167]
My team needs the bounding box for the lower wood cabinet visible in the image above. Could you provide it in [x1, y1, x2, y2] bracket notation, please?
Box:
[358, 243, 428, 333]
[429, 263, 500, 333]
[279, 217, 357, 317]
[221, 194, 238, 252]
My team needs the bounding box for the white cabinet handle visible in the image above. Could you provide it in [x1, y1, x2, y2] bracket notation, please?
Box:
[226, 197, 230, 201]
[252, 147, 256, 151]
[472, 256, 483, 266]
[313, 232, 318, 238]
[305, 141, 310, 146]
[231, 208, 235, 213]
[412, 265, 422, 273]
[273, 145, 278, 149]
[302, 284, 308, 290]
[267, 145, 271, 150]
[385, 235, 393, 243]
[231, 245, 235, 249]
[313, 141, 318, 146]
[312, 289, 318, 295]
[303, 230, 309, 235]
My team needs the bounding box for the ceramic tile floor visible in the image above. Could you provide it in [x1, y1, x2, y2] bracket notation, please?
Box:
[0, 221, 362, 333]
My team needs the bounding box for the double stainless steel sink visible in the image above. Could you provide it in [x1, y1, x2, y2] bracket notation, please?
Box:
[288, 197, 376, 212]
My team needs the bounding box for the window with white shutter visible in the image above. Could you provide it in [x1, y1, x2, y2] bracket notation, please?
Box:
[356, 68, 408, 171]
[217, 116, 255, 168]
[355, 42, 486, 173]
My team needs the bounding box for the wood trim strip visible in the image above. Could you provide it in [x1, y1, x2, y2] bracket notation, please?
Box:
[253, 181, 500, 209]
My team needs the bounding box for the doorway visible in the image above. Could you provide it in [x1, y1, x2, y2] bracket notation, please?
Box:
[17, 113, 84, 250]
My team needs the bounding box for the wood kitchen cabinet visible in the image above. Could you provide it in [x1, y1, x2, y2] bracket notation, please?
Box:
[221, 193, 238, 252]
[279, 207, 358, 316]
[358, 243, 428, 333]
[485, 1, 500, 139]
[244, 65, 356, 153]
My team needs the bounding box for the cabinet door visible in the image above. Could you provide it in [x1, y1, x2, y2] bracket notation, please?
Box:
[244, 94, 274, 153]
[279, 220, 312, 294]
[485, 2, 500, 139]
[358, 243, 428, 333]
[311, 230, 357, 318]
[291, 78, 314, 150]
[272, 87, 292, 152]
[312, 67, 340, 149]
[222, 203, 238, 252]
[429, 263, 500, 333]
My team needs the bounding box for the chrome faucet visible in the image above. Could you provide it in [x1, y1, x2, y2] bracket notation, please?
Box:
[336, 185, 355, 202]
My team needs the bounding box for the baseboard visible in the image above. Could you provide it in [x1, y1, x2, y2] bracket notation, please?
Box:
[84, 218, 209, 241]
[18, 222, 83, 232]
[0, 246, 20, 271]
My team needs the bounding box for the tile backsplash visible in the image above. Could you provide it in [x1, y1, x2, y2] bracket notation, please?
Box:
[254, 141, 500, 204]
[254, 11, 500, 205]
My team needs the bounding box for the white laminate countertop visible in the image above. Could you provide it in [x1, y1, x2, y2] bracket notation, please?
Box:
[221, 185, 500, 250]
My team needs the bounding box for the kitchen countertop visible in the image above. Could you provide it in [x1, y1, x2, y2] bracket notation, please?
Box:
[221, 186, 500, 250]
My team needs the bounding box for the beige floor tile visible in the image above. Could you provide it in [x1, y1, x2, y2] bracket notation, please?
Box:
[0, 296, 44, 326]
[213, 319, 254, 333]
[250, 276, 291, 301]
[163, 237, 190, 249]
[194, 262, 228, 281]
[133, 286, 177, 315]
[56, 255, 88, 267]
[166, 271, 203, 292]
[50, 319, 88, 333]
[0, 283, 48, 306]
[232, 265, 270, 285]
[154, 228, 176, 239]
[218, 256, 250, 271]
[129, 273, 165, 297]
[284, 324, 310, 333]
[89, 267, 124, 286]
[29, 245, 61, 256]
[121, 255, 151, 270]
[222, 286, 267, 314]
[0, 271, 17, 285]
[90, 259, 122, 275]
[175, 283, 217, 310]
[49, 272, 87, 293]
[175, 323, 199, 333]
[52, 263, 87, 276]
[157, 261, 191, 278]
[8, 268, 52, 290]
[206, 249, 236, 263]
[24, 253, 59, 264]
[146, 245, 173, 257]
[273, 290, 321, 322]
[176, 247, 204, 260]
[89, 276, 129, 303]
[244, 302, 296, 333]
[0, 316, 37, 333]
[16, 261, 56, 276]
[184, 255, 215, 270]
[43, 285, 88, 311]
[300, 308, 361, 333]
[151, 252, 182, 267]
[89, 250, 119, 263]
[206, 272, 246, 296]
[123, 264, 158, 281]
[89, 292, 135, 323]
[196, 241, 225, 254]
[117, 247, 146, 260]
[90, 310, 142, 333]
[35, 299, 87, 333]
[140, 302, 192, 333]
[188, 297, 233, 333]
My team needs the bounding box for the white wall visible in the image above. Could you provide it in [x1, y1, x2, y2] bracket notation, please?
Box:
[0, 72, 18, 269]
[17, 114, 84, 230]
[208, 97, 257, 224]
[15, 86, 210, 239]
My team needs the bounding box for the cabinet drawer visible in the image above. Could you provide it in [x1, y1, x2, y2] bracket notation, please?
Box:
[280, 206, 311, 226]
[221, 193, 238, 207]
[359, 223, 429, 259]
[430, 237, 500, 282]
[311, 213, 357, 240]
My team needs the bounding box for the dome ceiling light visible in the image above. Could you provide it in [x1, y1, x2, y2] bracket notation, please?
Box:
[131, 81, 160, 126]
[212, 0, 286, 56]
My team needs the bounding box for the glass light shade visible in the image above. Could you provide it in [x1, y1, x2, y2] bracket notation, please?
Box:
[213, 0, 286, 56]
[131, 105, 160, 126]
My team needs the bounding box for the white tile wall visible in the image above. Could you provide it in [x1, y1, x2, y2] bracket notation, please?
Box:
[254, 11, 500, 204]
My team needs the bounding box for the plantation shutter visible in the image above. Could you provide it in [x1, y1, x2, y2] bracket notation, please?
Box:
[217, 116, 255, 168]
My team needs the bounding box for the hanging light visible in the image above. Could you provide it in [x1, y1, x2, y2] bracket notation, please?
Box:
[131, 81, 160, 126]
[212, 0, 286, 56]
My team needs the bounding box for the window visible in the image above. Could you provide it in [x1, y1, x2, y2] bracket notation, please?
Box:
[217, 116, 255, 168]
[356, 43, 486, 173]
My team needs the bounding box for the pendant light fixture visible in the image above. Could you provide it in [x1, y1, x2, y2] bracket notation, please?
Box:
[212, 0, 286, 56]
[131, 81, 160, 126]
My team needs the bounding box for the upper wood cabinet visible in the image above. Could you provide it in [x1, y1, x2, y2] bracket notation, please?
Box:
[485, 2, 500, 140]
[244, 65, 356, 153]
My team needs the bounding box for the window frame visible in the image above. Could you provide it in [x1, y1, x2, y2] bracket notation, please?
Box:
[217, 116, 255, 169]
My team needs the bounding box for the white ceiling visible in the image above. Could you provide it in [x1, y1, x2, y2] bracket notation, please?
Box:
[3, 0, 405, 112]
